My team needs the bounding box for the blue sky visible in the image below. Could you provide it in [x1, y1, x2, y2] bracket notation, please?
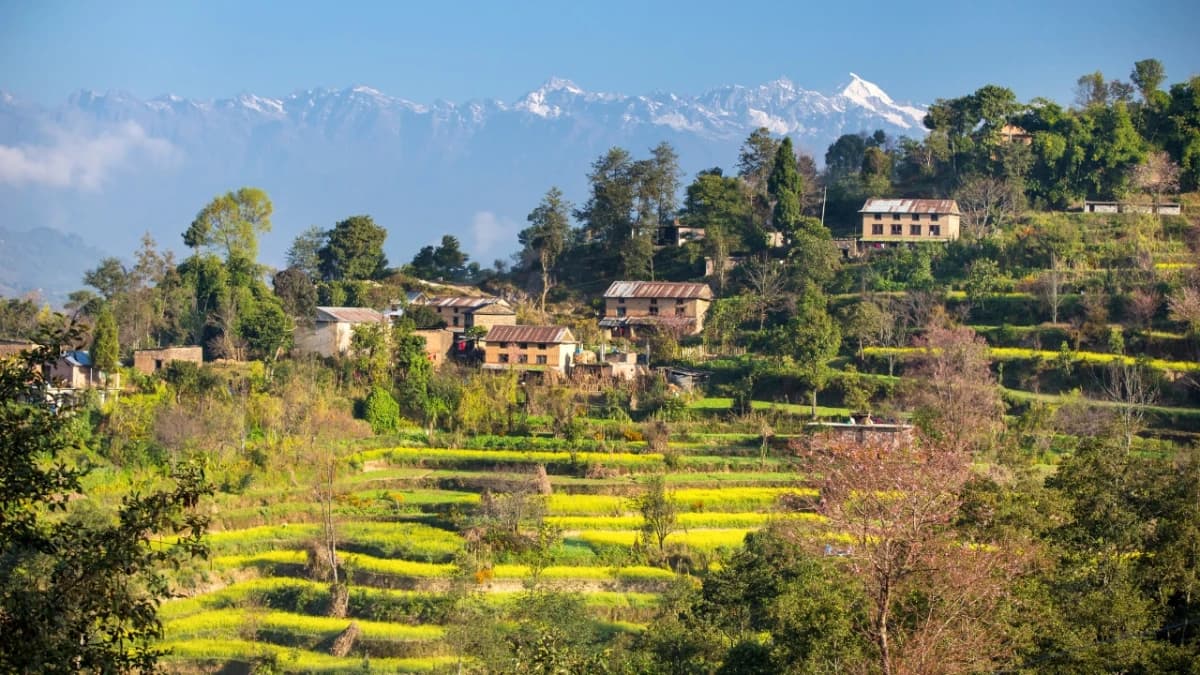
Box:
[2, 0, 1198, 107]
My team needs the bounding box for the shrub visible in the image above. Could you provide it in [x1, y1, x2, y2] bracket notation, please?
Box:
[362, 387, 401, 435]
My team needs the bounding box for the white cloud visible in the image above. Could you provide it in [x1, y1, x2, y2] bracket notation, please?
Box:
[0, 122, 177, 191]
[469, 210, 520, 261]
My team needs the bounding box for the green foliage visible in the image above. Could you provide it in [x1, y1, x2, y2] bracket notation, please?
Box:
[184, 187, 273, 261]
[90, 303, 120, 372]
[363, 386, 402, 435]
[318, 215, 389, 281]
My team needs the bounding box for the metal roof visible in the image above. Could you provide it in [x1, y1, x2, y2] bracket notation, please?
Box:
[472, 302, 516, 315]
[315, 307, 386, 324]
[602, 281, 713, 300]
[484, 325, 576, 344]
[425, 296, 509, 310]
[859, 199, 960, 215]
[64, 350, 92, 367]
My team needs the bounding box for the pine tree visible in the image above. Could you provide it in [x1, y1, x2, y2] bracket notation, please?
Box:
[90, 304, 119, 373]
[768, 137, 804, 230]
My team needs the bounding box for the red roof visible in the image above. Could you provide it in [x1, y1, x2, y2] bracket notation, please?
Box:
[484, 325, 576, 344]
[603, 281, 713, 300]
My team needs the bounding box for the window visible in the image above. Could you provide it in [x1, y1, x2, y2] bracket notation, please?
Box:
[650, 298, 658, 305]
[873, 213, 882, 220]
[892, 214, 901, 221]
[675, 307, 685, 316]
[929, 225, 941, 236]
[891, 224, 903, 235]
[499, 353, 509, 363]
[518, 354, 528, 364]
[649, 306, 659, 316]
[910, 224, 921, 235]
[453, 316, 460, 327]
[518, 343, 527, 350]
[538, 343, 547, 350]
[618, 297, 625, 304]
[931, 214, 940, 221]
[676, 299, 684, 305]
[617, 307, 626, 317]
[536, 355, 547, 365]
[911, 213, 919, 221]
[872, 224, 884, 235]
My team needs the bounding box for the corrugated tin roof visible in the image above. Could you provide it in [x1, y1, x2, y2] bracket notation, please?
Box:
[315, 307, 386, 324]
[64, 350, 92, 367]
[425, 296, 509, 310]
[859, 199, 960, 215]
[472, 302, 516, 315]
[484, 325, 576, 344]
[603, 281, 713, 300]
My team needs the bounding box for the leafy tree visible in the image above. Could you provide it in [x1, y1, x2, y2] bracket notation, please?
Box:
[1131, 58, 1166, 101]
[83, 257, 131, 300]
[904, 325, 1003, 454]
[89, 304, 120, 373]
[318, 215, 388, 281]
[824, 133, 868, 181]
[519, 187, 572, 313]
[737, 127, 780, 193]
[682, 169, 752, 288]
[184, 187, 273, 261]
[768, 137, 804, 231]
[272, 266, 317, 322]
[236, 299, 291, 362]
[635, 473, 677, 554]
[286, 225, 328, 280]
[783, 289, 841, 416]
[0, 340, 211, 672]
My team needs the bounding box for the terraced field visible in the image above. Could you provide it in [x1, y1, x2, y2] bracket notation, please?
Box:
[161, 437, 820, 672]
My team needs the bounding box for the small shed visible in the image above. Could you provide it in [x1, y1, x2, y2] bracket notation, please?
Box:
[133, 346, 204, 375]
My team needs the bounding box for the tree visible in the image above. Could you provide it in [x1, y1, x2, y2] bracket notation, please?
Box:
[784, 289, 841, 416]
[635, 473, 677, 555]
[286, 226, 327, 280]
[824, 133, 868, 180]
[236, 299, 290, 362]
[904, 325, 1003, 454]
[1131, 59, 1166, 101]
[739, 255, 788, 330]
[1075, 71, 1109, 109]
[519, 187, 572, 313]
[83, 257, 131, 300]
[1035, 254, 1068, 324]
[89, 304, 120, 374]
[1129, 150, 1181, 203]
[272, 266, 317, 322]
[318, 215, 388, 281]
[363, 386, 402, 435]
[0, 339, 211, 672]
[795, 434, 1024, 675]
[1100, 359, 1158, 451]
[683, 169, 752, 289]
[184, 187, 273, 262]
[736, 127, 780, 194]
[768, 137, 804, 231]
[954, 176, 1023, 237]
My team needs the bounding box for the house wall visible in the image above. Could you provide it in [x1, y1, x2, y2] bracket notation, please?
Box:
[414, 329, 455, 367]
[471, 312, 517, 330]
[860, 212, 960, 242]
[133, 347, 203, 375]
[483, 341, 575, 373]
[294, 323, 343, 358]
[45, 362, 93, 389]
[604, 298, 710, 333]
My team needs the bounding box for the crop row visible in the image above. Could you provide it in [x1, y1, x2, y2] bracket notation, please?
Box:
[204, 521, 464, 561]
[546, 511, 825, 530]
[863, 346, 1200, 373]
[571, 529, 753, 552]
[546, 487, 816, 515]
[164, 608, 445, 642]
[161, 639, 455, 673]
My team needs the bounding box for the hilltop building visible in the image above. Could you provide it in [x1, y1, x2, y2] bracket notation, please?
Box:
[859, 198, 961, 247]
[481, 325, 578, 374]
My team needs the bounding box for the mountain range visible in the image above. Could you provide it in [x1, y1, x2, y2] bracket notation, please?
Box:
[0, 73, 928, 301]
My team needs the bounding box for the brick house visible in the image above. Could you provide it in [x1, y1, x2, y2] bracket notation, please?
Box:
[860, 198, 961, 247]
[423, 296, 516, 331]
[132, 346, 203, 375]
[294, 307, 388, 358]
[599, 281, 713, 338]
[481, 325, 578, 374]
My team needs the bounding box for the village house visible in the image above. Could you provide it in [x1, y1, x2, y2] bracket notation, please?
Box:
[132, 346, 203, 375]
[294, 306, 388, 358]
[481, 325, 578, 375]
[44, 350, 100, 389]
[413, 328, 457, 368]
[859, 198, 961, 247]
[600, 280, 713, 338]
[0, 338, 34, 359]
[422, 296, 516, 331]
[1084, 201, 1183, 216]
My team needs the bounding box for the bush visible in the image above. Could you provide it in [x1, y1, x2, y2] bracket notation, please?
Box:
[362, 387, 401, 435]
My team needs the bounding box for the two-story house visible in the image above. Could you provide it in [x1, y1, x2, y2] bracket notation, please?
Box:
[294, 306, 388, 358]
[423, 296, 516, 331]
[481, 325, 578, 374]
[600, 281, 713, 338]
[860, 199, 961, 247]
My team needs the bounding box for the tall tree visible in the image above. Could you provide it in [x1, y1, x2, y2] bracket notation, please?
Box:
[768, 136, 804, 231]
[89, 304, 119, 374]
[904, 325, 1003, 454]
[286, 226, 328, 280]
[682, 169, 752, 289]
[184, 187, 273, 262]
[318, 215, 388, 281]
[519, 187, 572, 313]
[1131, 59, 1166, 101]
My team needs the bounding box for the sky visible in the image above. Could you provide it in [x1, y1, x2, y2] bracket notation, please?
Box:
[2, 0, 1199, 107]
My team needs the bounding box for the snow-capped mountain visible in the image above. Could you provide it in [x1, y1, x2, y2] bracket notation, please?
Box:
[0, 74, 926, 299]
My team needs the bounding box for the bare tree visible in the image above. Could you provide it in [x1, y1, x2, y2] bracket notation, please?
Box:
[1033, 254, 1068, 324]
[794, 435, 1024, 674]
[1100, 360, 1159, 451]
[954, 176, 1023, 238]
[1129, 150, 1181, 204]
[1168, 283, 1200, 337]
[903, 325, 1004, 454]
[740, 254, 788, 330]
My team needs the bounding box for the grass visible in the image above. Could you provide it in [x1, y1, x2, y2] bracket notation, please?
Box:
[863, 345, 1200, 373]
[689, 397, 851, 417]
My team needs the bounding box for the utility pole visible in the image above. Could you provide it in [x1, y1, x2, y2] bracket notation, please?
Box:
[820, 185, 828, 228]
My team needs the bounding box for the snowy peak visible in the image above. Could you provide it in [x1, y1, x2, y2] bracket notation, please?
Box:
[836, 72, 925, 129]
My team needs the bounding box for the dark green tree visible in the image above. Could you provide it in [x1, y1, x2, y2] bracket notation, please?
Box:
[768, 137, 804, 231]
[286, 225, 328, 280]
[519, 187, 572, 313]
[89, 304, 120, 373]
[318, 215, 388, 281]
[0, 339, 212, 673]
[272, 266, 317, 322]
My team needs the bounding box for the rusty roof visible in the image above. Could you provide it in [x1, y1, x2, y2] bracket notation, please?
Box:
[425, 296, 509, 310]
[315, 307, 386, 324]
[603, 281, 713, 300]
[859, 199, 960, 215]
[484, 325, 576, 344]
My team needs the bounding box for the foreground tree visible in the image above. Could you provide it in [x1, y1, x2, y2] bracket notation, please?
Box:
[0, 338, 212, 672]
